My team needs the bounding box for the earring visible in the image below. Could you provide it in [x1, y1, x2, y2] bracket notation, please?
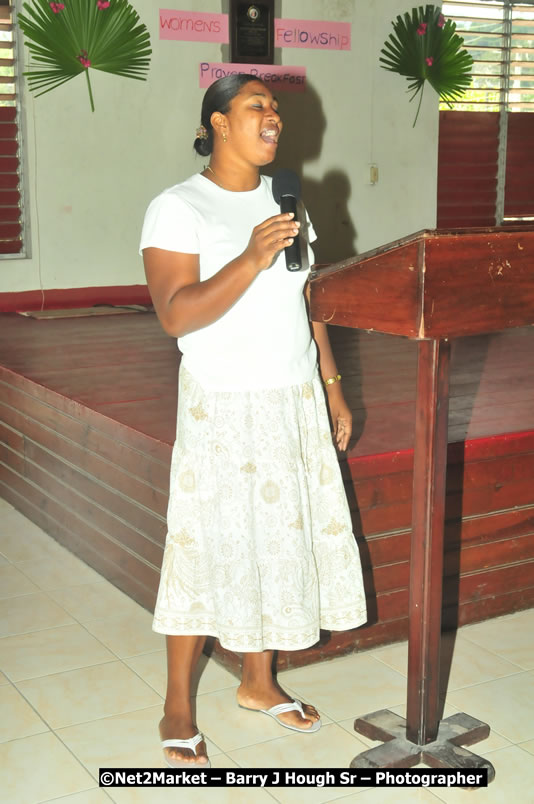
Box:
[222, 132, 227, 143]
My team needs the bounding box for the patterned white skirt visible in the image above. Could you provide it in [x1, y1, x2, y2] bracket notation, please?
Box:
[152, 363, 367, 652]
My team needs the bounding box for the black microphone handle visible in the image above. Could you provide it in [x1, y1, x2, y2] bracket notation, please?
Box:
[280, 195, 302, 271]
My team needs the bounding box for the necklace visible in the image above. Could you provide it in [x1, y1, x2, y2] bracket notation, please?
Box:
[205, 164, 223, 186]
[203, 164, 260, 192]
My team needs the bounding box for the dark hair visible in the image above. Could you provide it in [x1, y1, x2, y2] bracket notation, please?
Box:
[193, 74, 261, 157]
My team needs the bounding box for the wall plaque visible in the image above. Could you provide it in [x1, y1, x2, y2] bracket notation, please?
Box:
[230, 1, 274, 64]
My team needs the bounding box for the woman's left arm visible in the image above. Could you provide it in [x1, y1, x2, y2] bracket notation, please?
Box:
[305, 281, 352, 451]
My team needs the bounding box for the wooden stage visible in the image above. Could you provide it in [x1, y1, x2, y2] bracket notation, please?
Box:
[1, 311, 534, 672]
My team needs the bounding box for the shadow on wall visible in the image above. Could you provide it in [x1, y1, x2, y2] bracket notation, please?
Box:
[264, 81, 358, 265]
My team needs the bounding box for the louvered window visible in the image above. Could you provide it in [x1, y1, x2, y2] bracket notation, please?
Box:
[0, 1, 25, 255]
[437, 1, 534, 226]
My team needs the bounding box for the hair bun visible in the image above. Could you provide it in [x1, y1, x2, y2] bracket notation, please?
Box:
[194, 136, 212, 157]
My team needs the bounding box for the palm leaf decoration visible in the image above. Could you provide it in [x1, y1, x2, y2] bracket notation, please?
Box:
[18, 0, 151, 112]
[380, 5, 473, 126]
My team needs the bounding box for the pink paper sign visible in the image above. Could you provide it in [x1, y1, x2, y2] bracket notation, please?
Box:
[199, 63, 306, 92]
[160, 9, 228, 42]
[275, 19, 351, 50]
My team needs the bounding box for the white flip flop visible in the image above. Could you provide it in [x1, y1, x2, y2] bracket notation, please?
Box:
[240, 699, 322, 733]
[161, 732, 211, 768]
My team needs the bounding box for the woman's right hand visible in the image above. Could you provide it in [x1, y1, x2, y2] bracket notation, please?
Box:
[143, 216, 300, 338]
[243, 212, 300, 273]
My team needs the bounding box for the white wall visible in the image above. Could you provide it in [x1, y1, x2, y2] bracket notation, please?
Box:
[2, 0, 439, 293]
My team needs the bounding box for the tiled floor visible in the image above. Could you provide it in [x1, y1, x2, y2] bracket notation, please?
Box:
[1, 497, 534, 804]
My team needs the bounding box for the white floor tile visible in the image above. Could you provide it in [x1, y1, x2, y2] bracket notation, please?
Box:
[0, 592, 75, 638]
[372, 632, 524, 691]
[57, 705, 222, 777]
[0, 684, 49, 743]
[0, 731, 95, 803]
[430, 744, 534, 803]
[445, 671, 534, 744]
[123, 651, 167, 697]
[48, 582, 148, 624]
[16, 661, 162, 729]
[517, 739, 534, 757]
[0, 624, 116, 681]
[0, 564, 40, 599]
[279, 653, 407, 721]
[0, 512, 67, 563]
[17, 552, 103, 591]
[460, 609, 534, 669]
[83, 611, 164, 659]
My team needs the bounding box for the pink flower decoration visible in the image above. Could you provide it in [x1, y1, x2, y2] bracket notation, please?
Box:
[426, 57, 434, 66]
[78, 51, 91, 69]
[50, 2, 65, 11]
[97, 0, 110, 8]
[417, 22, 427, 36]
[438, 14, 445, 28]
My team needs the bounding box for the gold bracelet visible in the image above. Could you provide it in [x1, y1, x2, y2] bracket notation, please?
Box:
[323, 373, 342, 386]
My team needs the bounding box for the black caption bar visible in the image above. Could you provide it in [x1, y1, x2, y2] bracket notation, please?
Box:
[99, 768, 488, 788]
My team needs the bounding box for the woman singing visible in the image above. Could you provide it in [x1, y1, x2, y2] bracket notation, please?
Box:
[140, 74, 367, 768]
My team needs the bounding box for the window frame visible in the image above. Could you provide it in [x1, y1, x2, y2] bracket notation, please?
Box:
[0, 1, 29, 259]
[439, 1, 534, 225]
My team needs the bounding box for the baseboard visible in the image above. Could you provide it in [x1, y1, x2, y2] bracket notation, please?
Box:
[0, 285, 152, 312]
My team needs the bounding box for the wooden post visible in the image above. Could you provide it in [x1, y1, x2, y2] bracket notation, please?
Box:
[406, 338, 451, 745]
[350, 336, 494, 778]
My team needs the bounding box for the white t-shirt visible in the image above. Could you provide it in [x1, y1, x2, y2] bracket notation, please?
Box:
[139, 173, 318, 391]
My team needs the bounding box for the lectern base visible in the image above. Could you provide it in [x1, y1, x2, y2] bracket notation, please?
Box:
[351, 710, 495, 783]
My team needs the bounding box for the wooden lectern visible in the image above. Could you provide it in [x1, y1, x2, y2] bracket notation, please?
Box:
[309, 226, 534, 777]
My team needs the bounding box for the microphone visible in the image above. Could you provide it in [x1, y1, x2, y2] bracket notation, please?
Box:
[272, 169, 302, 271]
